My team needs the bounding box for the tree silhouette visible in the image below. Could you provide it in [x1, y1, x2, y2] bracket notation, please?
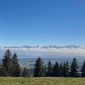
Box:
[22, 66, 29, 77]
[34, 57, 46, 77]
[71, 58, 79, 77]
[52, 62, 59, 77]
[81, 61, 85, 77]
[1, 49, 12, 76]
[12, 53, 21, 77]
[63, 62, 70, 77]
[46, 61, 52, 77]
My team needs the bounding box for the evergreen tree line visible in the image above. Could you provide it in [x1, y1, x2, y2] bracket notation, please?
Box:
[34, 57, 85, 77]
[1, 50, 85, 77]
[0, 49, 29, 77]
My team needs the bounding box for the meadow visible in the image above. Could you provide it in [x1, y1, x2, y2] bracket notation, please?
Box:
[0, 77, 85, 85]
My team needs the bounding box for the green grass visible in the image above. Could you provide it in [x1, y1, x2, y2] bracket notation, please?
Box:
[0, 77, 85, 85]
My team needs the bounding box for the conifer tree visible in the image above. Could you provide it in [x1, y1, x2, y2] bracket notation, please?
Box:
[63, 62, 70, 77]
[41, 65, 46, 77]
[34, 57, 45, 77]
[71, 58, 78, 77]
[46, 61, 52, 77]
[59, 64, 63, 77]
[52, 62, 59, 77]
[0, 66, 8, 76]
[1, 49, 12, 76]
[81, 61, 85, 77]
[22, 66, 29, 77]
[12, 53, 21, 77]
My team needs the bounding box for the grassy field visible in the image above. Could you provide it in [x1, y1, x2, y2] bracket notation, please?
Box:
[0, 77, 85, 85]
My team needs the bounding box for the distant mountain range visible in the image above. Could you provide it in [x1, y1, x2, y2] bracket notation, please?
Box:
[0, 45, 85, 59]
[1, 45, 85, 49]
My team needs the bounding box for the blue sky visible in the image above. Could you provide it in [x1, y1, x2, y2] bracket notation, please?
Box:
[0, 0, 85, 46]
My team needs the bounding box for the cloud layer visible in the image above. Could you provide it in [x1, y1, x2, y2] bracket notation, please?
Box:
[0, 45, 85, 58]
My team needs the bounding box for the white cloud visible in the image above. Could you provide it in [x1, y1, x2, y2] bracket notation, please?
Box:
[0, 47, 85, 58]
